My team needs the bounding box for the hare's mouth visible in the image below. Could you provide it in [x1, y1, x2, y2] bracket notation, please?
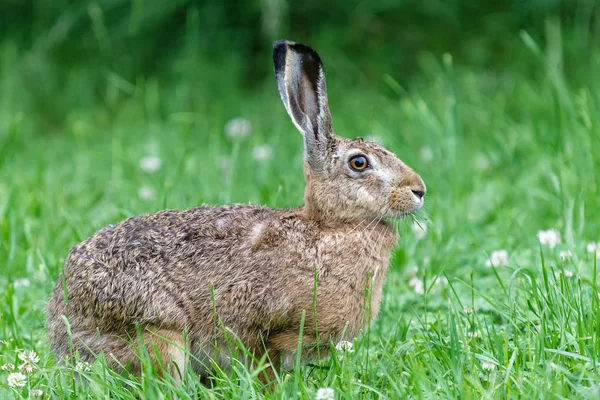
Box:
[386, 208, 421, 220]
[388, 190, 424, 218]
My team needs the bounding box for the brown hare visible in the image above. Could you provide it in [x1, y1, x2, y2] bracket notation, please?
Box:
[47, 40, 426, 381]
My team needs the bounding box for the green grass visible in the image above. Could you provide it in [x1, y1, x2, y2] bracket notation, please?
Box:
[1, 23, 600, 399]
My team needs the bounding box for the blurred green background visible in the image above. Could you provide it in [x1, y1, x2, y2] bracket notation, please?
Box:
[2, 0, 598, 130]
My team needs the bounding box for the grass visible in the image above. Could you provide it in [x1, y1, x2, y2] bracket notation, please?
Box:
[1, 21, 600, 399]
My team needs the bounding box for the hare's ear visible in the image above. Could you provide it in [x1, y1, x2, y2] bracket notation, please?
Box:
[273, 40, 334, 171]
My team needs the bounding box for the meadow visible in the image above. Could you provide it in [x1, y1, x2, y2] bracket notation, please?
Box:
[1, 8, 600, 399]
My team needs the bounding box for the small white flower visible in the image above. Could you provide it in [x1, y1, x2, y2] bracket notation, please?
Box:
[1, 363, 15, 371]
[225, 117, 252, 139]
[7, 372, 27, 388]
[75, 361, 92, 372]
[433, 275, 448, 286]
[335, 340, 354, 353]
[18, 350, 40, 364]
[555, 270, 574, 279]
[139, 155, 162, 173]
[17, 351, 39, 373]
[413, 280, 424, 295]
[482, 362, 495, 371]
[19, 362, 36, 373]
[564, 270, 574, 278]
[408, 267, 425, 295]
[467, 331, 481, 338]
[559, 251, 572, 262]
[537, 229, 561, 249]
[13, 278, 30, 288]
[411, 221, 427, 240]
[138, 186, 155, 201]
[464, 307, 474, 315]
[420, 146, 433, 163]
[252, 144, 273, 163]
[315, 387, 335, 400]
[586, 242, 600, 259]
[31, 389, 43, 397]
[486, 250, 508, 268]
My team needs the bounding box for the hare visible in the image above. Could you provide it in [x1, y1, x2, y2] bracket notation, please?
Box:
[47, 40, 426, 381]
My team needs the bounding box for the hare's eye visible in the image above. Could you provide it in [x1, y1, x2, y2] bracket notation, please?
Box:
[349, 155, 369, 171]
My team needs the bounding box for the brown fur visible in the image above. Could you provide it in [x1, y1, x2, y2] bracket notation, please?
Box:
[47, 41, 426, 381]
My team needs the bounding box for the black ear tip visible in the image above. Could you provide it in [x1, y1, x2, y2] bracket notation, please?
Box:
[272, 40, 322, 66]
[273, 40, 291, 72]
[273, 40, 295, 51]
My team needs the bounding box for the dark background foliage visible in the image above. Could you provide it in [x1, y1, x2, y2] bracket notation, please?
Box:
[2, 1, 597, 85]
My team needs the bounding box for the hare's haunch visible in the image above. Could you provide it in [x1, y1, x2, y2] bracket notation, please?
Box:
[47, 40, 426, 381]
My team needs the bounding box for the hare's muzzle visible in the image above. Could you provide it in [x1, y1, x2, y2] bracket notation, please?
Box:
[389, 171, 426, 215]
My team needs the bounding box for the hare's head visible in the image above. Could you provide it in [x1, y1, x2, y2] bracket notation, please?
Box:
[273, 41, 426, 223]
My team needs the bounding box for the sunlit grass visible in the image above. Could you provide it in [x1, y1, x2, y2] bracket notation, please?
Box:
[1, 23, 600, 398]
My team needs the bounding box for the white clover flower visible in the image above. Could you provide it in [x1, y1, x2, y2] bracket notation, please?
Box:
[252, 144, 273, 163]
[13, 278, 30, 288]
[433, 275, 448, 286]
[18, 350, 40, 364]
[555, 270, 574, 279]
[408, 267, 425, 295]
[420, 146, 433, 163]
[31, 389, 43, 397]
[586, 242, 600, 259]
[17, 351, 39, 373]
[75, 361, 92, 372]
[486, 250, 508, 268]
[411, 220, 427, 240]
[467, 331, 481, 338]
[481, 362, 495, 371]
[138, 186, 155, 201]
[315, 387, 335, 400]
[537, 229, 561, 249]
[225, 117, 252, 139]
[19, 362, 36, 373]
[412, 280, 424, 295]
[139, 155, 162, 173]
[7, 372, 27, 388]
[335, 340, 354, 353]
[559, 250, 572, 262]
[1, 363, 15, 371]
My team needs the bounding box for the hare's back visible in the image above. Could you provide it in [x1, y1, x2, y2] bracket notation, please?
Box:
[66, 204, 282, 273]
[57, 204, 288, 326]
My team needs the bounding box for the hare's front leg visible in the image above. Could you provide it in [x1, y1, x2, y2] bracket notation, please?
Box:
[138, 326, 189, 382]
[266, 330, 331, 373]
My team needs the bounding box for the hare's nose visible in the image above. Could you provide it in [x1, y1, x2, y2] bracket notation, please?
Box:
[411, 189, 425, 200]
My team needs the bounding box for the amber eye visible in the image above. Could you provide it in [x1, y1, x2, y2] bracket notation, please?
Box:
[349, 155, 369, 171]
